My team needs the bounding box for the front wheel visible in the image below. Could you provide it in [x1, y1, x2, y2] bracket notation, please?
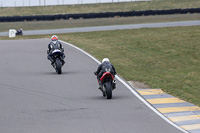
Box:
[55, 58, 62, 74]
[105, 82, 112, 99]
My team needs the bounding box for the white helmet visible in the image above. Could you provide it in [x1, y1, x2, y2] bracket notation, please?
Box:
[51, 35, 58, 41]
[51, 35, 58, 44]
[102, 58, 109, 63]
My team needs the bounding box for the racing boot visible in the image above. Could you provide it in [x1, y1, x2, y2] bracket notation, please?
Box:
[51, 60, 55, 66]
[98, 81, 106, 97]
[62, 60, 65, 66]
[98, 80, 103, 90]
[48, 55, 54, 65]
[60, 54, 65, 66]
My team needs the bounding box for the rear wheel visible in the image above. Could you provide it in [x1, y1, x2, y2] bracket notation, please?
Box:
[105, 82, 112, 99]
[55, 58, 62, 74]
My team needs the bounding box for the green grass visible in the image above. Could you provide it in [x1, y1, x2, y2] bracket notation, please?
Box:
[0, 14, 200, 32]
[63, 26, 200, 106]
[1, 26, 199, 106]
[0, 0, 200, 16]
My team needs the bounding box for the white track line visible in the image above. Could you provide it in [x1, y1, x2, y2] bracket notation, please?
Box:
[60, 40, 188, 133]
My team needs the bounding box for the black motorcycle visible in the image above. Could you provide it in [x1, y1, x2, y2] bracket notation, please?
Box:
[49, 49, 64, 74]
[16, 29, 23, 36]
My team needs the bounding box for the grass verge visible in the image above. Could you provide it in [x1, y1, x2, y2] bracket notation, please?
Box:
[0, 26, 199, 106]
[0, 14, 200, 32]
[0, 0, 200, 16]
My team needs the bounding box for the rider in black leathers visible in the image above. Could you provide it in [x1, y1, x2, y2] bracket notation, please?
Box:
[16, 28, 23, 35]
[47, 35, 65, 65]
[94, 58, 117, 89]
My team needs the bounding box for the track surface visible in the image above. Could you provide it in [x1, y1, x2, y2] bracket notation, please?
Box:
[0, 20, 200, 36]
[0, 39, 184, 133]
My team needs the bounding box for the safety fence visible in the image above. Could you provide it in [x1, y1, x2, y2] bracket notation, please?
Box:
[0, 8, 200, 22]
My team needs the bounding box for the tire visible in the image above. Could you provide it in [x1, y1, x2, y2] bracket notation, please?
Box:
[55, 58, 62, 74]
[105, 82, 112, 99]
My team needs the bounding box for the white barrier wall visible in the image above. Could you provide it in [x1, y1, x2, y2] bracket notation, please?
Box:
[9, 29, 16, 38]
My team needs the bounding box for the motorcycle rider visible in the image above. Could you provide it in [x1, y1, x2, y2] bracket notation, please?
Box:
[47, 35, 65, 65]
[94, 58, 117, 90]
[16, 28, 23, 35]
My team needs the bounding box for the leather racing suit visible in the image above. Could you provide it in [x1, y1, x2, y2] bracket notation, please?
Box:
[47, 41, 65, 65]
[94, 61, 117, 85]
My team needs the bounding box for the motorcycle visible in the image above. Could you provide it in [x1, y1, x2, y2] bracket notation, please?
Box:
[16, 29, 23, 36]
[48, 49, 64, 74]
[95, 70, 116, 99]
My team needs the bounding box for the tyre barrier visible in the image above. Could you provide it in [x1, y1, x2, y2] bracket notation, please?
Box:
[0, 8, 200, 22]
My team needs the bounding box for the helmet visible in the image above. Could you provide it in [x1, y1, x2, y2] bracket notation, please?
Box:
[102, 58, 109, 63]
[51, 35, 58, 44]
[51, 35, 58, 41]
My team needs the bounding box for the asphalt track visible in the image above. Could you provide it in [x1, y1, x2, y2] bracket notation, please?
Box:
[0, 39, 186, 133]
[0, 20, 200, 36]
